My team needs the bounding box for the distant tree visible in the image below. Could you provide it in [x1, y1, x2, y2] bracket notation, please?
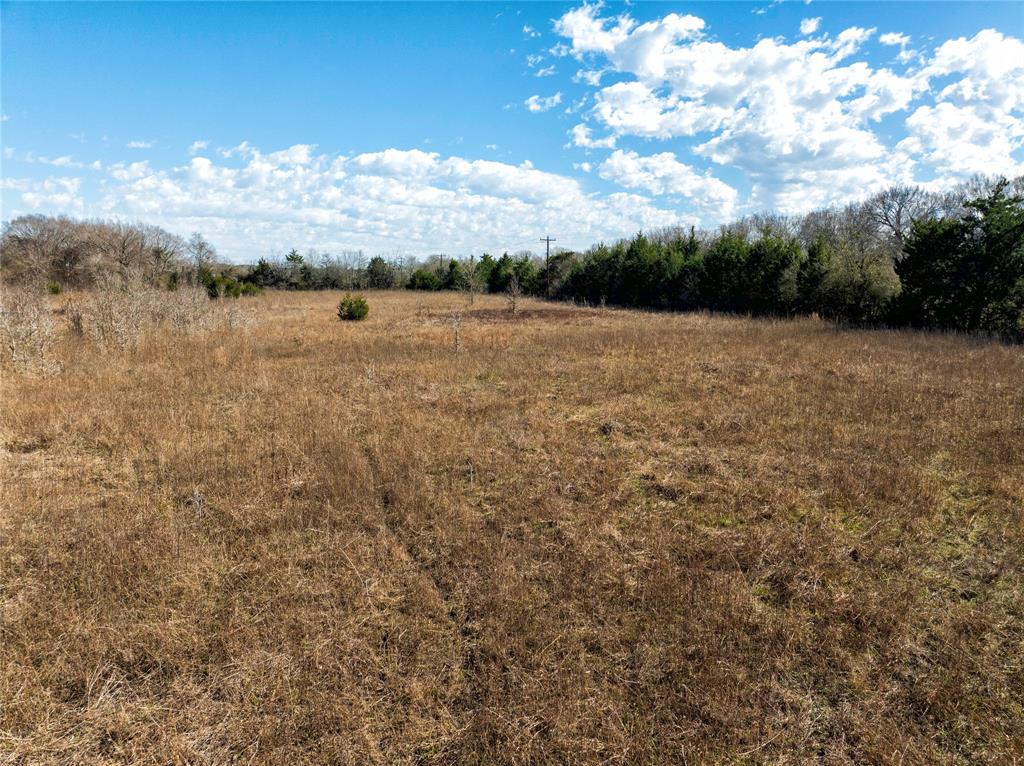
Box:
[366, 255, 397, 289]
[745, 234, 802, 314]
[796, 238, 833, 315]
[511, 254, 541, 295]
[245, 257, 281, 288]
[865, 184, 938, 245]
[699, 232, 749, 312]
[488, 253, 515, 293]
[475, 253, 497, 291]
[442, 259, 471, 291]
[407, 267, 441, 290]
[187, 233, 217, 272]
[283, 249, 306, 289]
[896, 179, 1024, 339]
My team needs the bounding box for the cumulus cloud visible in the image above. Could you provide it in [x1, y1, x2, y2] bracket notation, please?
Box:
[6, 144, 696, 259]
[7, 177, 84, 214]
[880, 32, 910, 47]
[188, 140, 210, 155]
[599, 149, 738, 217]
[525, 93, 563, 112]
[899, 30, 1024, 180]
[552, 5, 1024, 212]
[800, 17, 821, 35]
[569, 123, 616, 149]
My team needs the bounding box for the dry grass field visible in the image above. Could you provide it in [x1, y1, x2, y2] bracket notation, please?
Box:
[2, 289, 1023, 764]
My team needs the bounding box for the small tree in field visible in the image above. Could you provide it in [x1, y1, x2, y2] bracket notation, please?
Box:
[337, 293, 369, 321]
[506, 274, 521, 314]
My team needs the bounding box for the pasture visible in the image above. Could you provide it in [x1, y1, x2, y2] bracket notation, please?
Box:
[2, 290, 1022, 763]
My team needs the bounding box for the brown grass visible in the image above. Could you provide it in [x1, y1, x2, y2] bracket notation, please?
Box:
[2, 290, 1022, 764]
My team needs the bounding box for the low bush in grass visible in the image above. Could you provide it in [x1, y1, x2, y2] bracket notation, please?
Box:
[337, 293, 369, 321]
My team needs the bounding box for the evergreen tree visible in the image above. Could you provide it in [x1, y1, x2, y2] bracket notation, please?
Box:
[366, 256, 397, 289]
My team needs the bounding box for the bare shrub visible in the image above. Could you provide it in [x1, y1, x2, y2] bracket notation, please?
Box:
[217, 300, 256, 330]
[84, 281, 153, 350]
[451, 310, 462, 352]
[159, 286, 214, 333]
[506, 274, 521, 314]
[0, 287, 61, 375]
[75, 281, 219, 350]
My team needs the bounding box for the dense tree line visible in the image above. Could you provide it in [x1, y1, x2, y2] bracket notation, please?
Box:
[395, 177, 1022, 340]
[567, 179, 1022, 339]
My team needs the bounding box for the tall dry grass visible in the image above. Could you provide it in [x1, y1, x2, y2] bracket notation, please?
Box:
[1, 290, 1022, 764]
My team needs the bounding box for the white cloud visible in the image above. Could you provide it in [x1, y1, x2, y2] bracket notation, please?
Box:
[551, 6, 1023, 213]
[800, 17, 821, 35]
[8, 144, 697, 259]
[574, 68, 605, 86]
[535, 65, 556, 77]
[3, 149, 98, 170]
[569, 123, 616, 149]
[525, 93, 563, 112]
[897, 30, 1024, 180]
[188, 140, 210, 155]
[523, 25, 540, 38]
[880, 32, 910, 47]
[10, 177, 84, 214]
[219, 141, 254, 159]
[901, 102, 1024, 180]
[554, 4, 637, 57]
[109, 161, 152, 181]
[126, 140, 154, 149]
[599, 149, 738, 217]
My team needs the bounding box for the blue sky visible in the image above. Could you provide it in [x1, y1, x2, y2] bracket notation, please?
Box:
[2, 1, 1022, 261]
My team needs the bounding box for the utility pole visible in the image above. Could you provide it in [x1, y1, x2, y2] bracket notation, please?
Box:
[540, 235, 556, 297]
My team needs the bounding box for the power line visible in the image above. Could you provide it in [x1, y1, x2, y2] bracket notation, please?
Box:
[540, 235, 556, 297]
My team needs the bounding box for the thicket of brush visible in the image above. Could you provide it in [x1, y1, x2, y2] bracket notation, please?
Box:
[0, 280, 253, 376]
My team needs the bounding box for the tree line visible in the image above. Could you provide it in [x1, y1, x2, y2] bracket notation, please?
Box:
[2, 175, 1021, 340]
[401, 176, 1024, 341]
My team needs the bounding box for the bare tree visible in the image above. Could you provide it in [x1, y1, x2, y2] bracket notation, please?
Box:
[187, 232, 217, 274]
[506, 274, 521, 314]
[1, 215, 190, 288]
[865, 185, 938, 244]
[1, 215, 83, 286]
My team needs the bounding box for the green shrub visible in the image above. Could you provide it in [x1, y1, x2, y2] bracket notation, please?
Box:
[240, 282, 263, 296]
[407, 268, 441, 290]
[337, 293, 369, 321]
[47, 281, 62, 295]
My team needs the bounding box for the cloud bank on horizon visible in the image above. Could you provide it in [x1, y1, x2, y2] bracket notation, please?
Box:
[2, 2, 1023, 260]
